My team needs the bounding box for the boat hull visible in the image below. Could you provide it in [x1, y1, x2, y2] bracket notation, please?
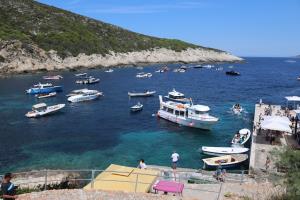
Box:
[25, 104, 65, 118]
[157, 110, 217, 130]
[26, 86, 62, 94]
[202, 154, 248, 170]
[67, 93, 102, 103]
[201, 147, 249, 157]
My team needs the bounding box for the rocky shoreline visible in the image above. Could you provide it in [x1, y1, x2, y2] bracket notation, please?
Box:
[0, 40, 243, 75]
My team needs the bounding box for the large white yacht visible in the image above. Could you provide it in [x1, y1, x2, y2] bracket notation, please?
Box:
[157, 96, 218, 130]
[67, 89, 103, 103]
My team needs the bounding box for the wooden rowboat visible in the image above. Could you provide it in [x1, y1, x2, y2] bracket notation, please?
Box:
[202, 154, 248, 170]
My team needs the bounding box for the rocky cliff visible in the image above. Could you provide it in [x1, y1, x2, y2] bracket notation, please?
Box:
[0, 0, 242, 74]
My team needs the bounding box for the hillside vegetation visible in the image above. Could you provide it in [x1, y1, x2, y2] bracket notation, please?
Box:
[0, 0, 221, 58]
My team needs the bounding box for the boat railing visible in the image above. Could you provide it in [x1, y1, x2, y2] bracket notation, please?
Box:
[0, 167, 277, 199]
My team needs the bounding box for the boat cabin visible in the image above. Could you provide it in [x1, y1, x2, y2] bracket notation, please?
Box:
[168, 89, 185, 100]
[160, 101, 210, 119]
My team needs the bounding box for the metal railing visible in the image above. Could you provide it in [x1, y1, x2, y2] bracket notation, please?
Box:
[0, 168, 250, 200]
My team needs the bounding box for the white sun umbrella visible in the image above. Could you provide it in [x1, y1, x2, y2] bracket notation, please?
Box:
[261, 120, 292, 133]
[262, 116, 291, 126]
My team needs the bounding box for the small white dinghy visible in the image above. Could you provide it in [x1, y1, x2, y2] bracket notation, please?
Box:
[232, 104, 243, 114]
[75, 73, 87, 77]
[136, 72, 152, 78]
[25, 103, 65, 118]
[202, 154, 248, 170]
[35, 92, 57, 99]
[105, 69, 114, 73]
[201, 146, 249, 156]
[130, 102, 143, 112]
[128, 90, 156, 97]
[231, 128, 252, 146]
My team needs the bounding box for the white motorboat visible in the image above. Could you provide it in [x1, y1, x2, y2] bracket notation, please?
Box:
[76, 77, 100, 84]
[178, 69, 186, 73]
[25, 103, 65, 118]
[67, 89, 103, 103]
[157, 96, 218, 130]
[128, 90, 156, 97]
[164, 89, 190, 103]
[136, 72, 152, 78]
[43, 75, 63, 80]
[66, 88, 88, 97]
[35, 92, 57, 99]
[75, 73, 87, 77]
[201, 146, 249, 156]
[231, 128, 252, 146]
[232, 104, 243, 114]
[105, 69, 114, 73]
[202, 154, 248, 170]
[130, 102, 143, 112]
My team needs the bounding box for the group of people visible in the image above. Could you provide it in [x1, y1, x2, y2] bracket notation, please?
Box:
[137, 151, 180, 170]
[232, 131, 247, 144]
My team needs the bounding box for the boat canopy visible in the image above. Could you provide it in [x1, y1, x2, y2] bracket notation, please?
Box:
[285, 96, 300, 102]
[190, 105, 210, 112]
[32, 103, 47, 109]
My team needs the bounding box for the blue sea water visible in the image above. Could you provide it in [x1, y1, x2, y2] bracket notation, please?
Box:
[0, 57, 299, 173]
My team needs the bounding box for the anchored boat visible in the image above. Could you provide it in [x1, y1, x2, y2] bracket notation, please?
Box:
[164, 89, 190, 103]
[26, 83, 62, 94]
[202, 154, 248, 169]
[43, 75, 63, 80]
[76, 77, 100, 84]
[25, 103, 65, 118]
[128, 90, 156, 97]
[201, 146, 249, 157]
[130, 102, 143, 112]
[75, 73, 87, 77]
[105, 69, 114, 73]
[67, 89, 103, 103]
[226, 70, 240, 76]
[136, 72, 152, 78]
[35, 92, 57, 99]
[157, 96, 218, 130]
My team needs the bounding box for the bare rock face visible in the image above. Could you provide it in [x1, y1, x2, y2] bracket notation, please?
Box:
[0, 40, 242, 74]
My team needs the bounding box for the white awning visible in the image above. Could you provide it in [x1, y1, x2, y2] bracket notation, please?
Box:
[285, 96, 300, 102]
[261, 121, 292, 133]
[262, 116, 291, 125]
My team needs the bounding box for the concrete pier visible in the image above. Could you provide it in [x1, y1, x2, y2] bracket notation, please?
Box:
[249, 104, 289, 175]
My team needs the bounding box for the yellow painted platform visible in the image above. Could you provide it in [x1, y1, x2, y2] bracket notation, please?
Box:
[84, 164, 159, 193]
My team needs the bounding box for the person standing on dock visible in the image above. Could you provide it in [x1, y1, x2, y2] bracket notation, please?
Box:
[171, 151, 180, 170]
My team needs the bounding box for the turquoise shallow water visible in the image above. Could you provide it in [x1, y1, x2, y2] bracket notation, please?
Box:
[0, 57, 299, 173]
